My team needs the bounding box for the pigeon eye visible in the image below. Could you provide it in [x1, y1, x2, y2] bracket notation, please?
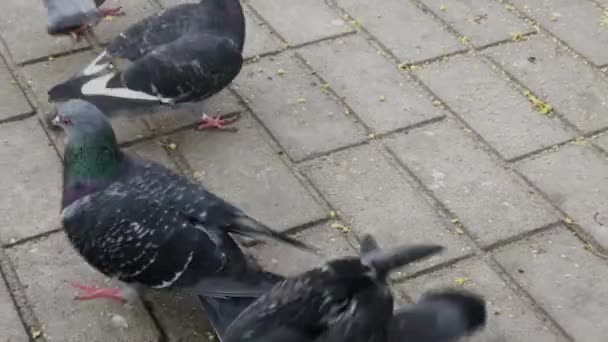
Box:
[62, 118, 73, 126]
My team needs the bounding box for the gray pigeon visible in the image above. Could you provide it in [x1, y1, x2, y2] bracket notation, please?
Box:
[53, 99, 311, 337]
[222, 235, 448, 342]
[48, 0, 245, 131]
[45, 0, 124, 40]
[387, 289, 487, 341]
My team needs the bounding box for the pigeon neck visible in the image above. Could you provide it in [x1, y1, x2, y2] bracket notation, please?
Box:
[63, 131, 122, 187]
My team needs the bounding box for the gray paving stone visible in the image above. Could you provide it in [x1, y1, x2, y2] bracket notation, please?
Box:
[0, 60, 32, 120]
[517, 144, 608, 249]
[594, 132, 608, 152]
[385, 119, 558, 246]
[0, 118, 62, 243]
[248, 222, 356, 276]
[419, 0, 533, 47]
[169, 113, 326, 232]
[146, 290, 217, 342]
[125, 139, 179, 172]
[417, 54, 573, 160]
[145, 90, 243, 135]
[301, 144, 471, 273]
[0, 277, 29, 342]
[242, 6, 282, 59]
[298, 35, 443, 134]
[0, 0, 87, 63]
[399, 257, 567, 341]
[22, 53, 151, 146]
[509, 0, 608, 66]
[233, 53, 364, 161]
[486, 36, 608, 134]
[494, 227, 608, 340]
[248, 0, 352, 46]
[336, 0, 464, 63]
[7, 233, 161, 342]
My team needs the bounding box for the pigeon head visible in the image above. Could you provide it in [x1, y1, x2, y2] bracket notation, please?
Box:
[55, 100, 122, 184]
[53, 99, 115, 140]
[358, 235, 444, 280]
[420, 289, 487, 332]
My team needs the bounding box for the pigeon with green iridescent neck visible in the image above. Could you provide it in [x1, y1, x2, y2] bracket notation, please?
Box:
[54, 99, 313, 337]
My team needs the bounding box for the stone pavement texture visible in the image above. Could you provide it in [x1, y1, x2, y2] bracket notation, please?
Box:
[0, 0, 606, 341]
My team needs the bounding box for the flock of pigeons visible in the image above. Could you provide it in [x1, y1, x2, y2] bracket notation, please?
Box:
[40, 0, 488, 341]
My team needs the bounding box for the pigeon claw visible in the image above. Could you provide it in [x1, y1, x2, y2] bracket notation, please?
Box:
[99, 7, 126, 18]
[196, 111, 241, 132]
[68, 281, 127, 303]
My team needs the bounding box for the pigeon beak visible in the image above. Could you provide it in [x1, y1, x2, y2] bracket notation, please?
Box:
[51, 115, 61, 127]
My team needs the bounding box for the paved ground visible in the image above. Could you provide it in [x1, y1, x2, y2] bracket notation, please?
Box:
[0, 0, 607, 341]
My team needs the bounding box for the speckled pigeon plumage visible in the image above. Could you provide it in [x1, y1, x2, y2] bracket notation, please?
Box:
[222, 235, 446, 342]
[47, 0, 245, 116]
[54, 99, 310, 337]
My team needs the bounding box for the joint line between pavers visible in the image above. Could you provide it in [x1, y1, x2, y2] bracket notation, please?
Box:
[512, 168, 608, 255]
[497, 0, 608, 69]
[2, 227, 63, 249]
[0, 247, 48, 342]
[378, 140, 577, 337]
[484, 253, 576, 341]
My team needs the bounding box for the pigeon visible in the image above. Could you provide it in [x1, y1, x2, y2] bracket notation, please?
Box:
[45, 0, 124, 41]
[48, 0, 245, 131]
[222, 234, 445, 342]
[53, 99, 312, 337]
[387, 289, 487, 341]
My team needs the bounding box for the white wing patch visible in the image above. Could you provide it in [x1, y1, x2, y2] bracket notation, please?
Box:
[81, 73, 173, 103]
[82, 50, 110, 76]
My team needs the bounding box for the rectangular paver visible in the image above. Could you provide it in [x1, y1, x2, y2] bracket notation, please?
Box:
[337, 0, 465, 63]
[169, 112, 326, 232]
[234, 53, 364, 161]
[146, 290, 217, 342]
[0, 59, 32, 120]
[0, 118, 61, 243]
[248, 0, 353, 46]
[7, 233, 161, 341]
[385, 119, 558, 246]
[125, 139, 179, 172]
[495, 227, 608, 340]
[399, 257, 567, 341]
[416, 54, 573, 160]
[419, 0, 533, 47]
[0, 0, 85, 63]
[509, 0, 608, 66]
[485, 36, 608, 133]
[517, 144, 608, 249]
[298, 35, 444, 134]
[242, 6, 281, 59]
[249, 222, 356, 276]
[22, 53, 151, 146]
[301, 144, 471, 273]
[0, 277, 29, 342]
